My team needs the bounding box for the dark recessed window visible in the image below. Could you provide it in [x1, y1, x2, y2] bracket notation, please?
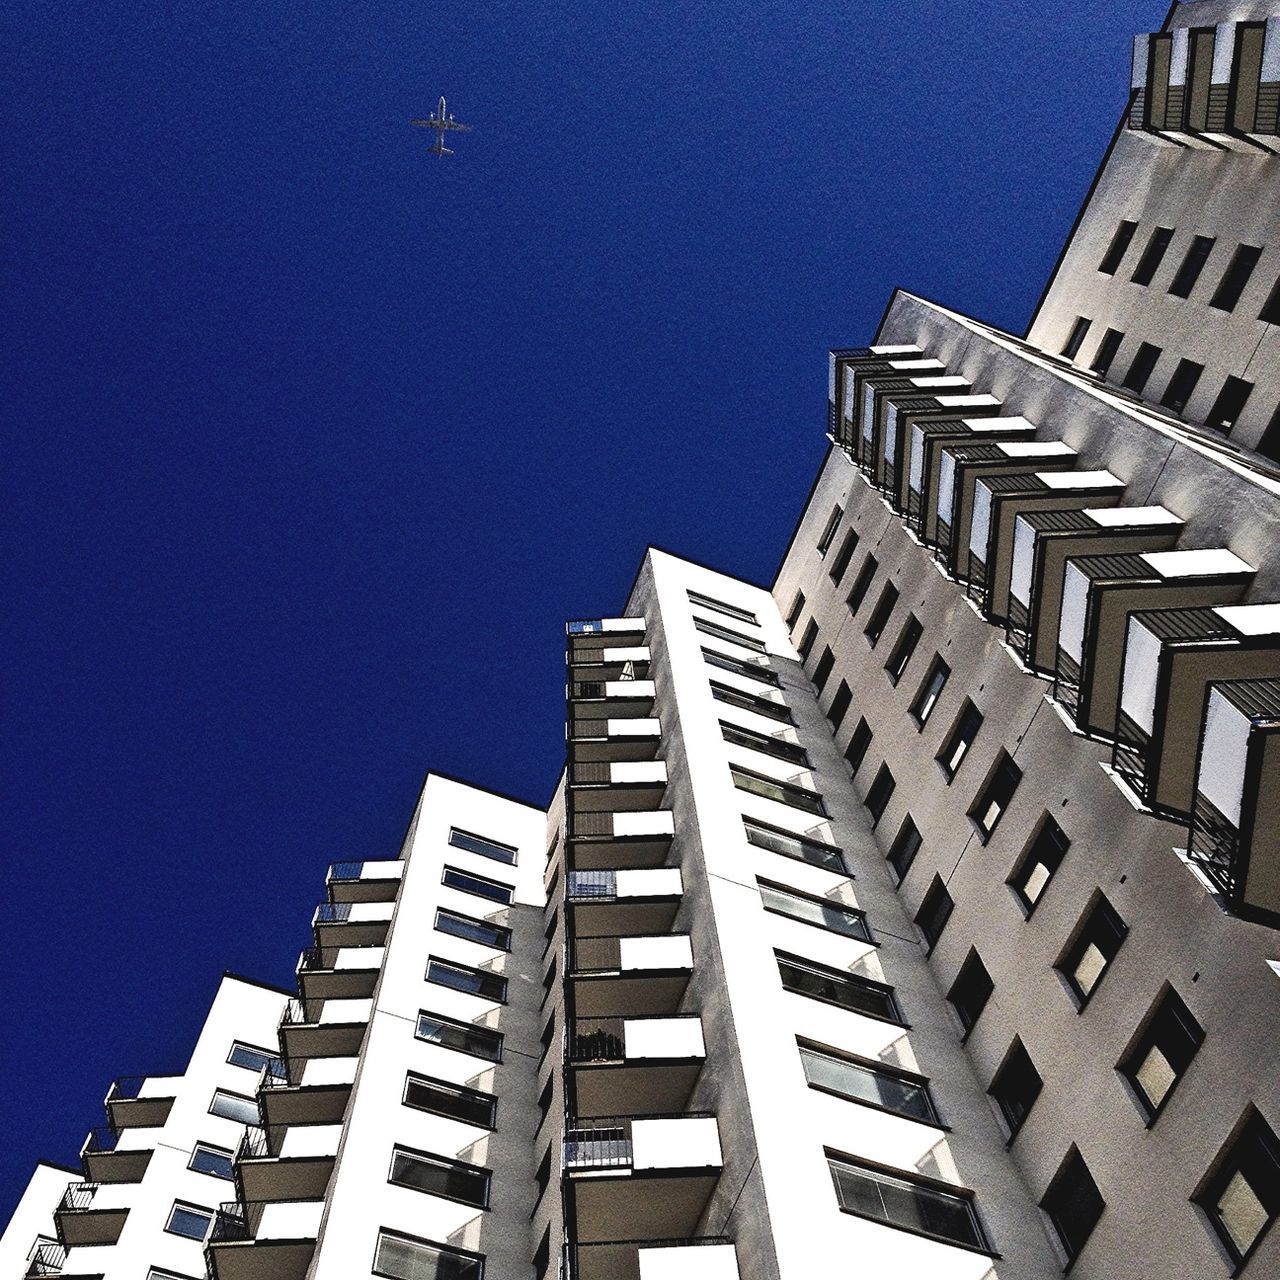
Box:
[817, 504, 844, 555]
[703, 647, 779, 686]
[721, 719, 808, 765]
[743, 816, 847, 873]
[938, 701, 983, 780]
[812, 646, 835, 694]
[846, 555, 879, 616]
[1098, 219, 1138, 274]
[534, 1227, 551, 1280]
[404, 1072, 497, 1129]
[884, 616, 923, 684]
[389, 1146, 491, 1208]
[416, 1011, 503, 1062]
[687, 588, 757, 626]
[801, 1043, 938, 1124]
[829, 527, 860, 583]
[165, 1203, 213, 1242]
[442, 865, 514, 906]
[427, 957, 507, 1003]
[188, 1143, 235, 1180]
[449, 828, 518, 865]
[1041, 1148, 1104, 1264]
[1167, 235, 1215, 297]
[1058, 895, 1128, 1007]
[1008, 815, 1070, 914]
[1261, 272, 1280, 325]
[731, 764, 827, 817]
[373, 1230, 484, 1280]
[864, 584, 899, 647]
[1060, 316, 1091, 359]
[1088, 327, 1125, 376]
[1259, 403, 1280, 464]
[969, 751, 1022, 841]
[844, 718, 873, 776]
[1121, 341, 1162, 393]
[1118, 987, 1204, 1122]
[759, 880, 871, 942]
[797, 619, 819, 662]
[988, 1039, 1042, 1139]
[886, 816, 922, 883]
[435, 908, 511, 951]
[1160, 358, 1204, 414]
[227, 1042, 278, 1074]
[914, 876, 954, 950]
[1206, 376, 1254, 433]
[777, 952, 902, 1023]
[1209, 244, 1263, 312]
[694, 616, 766, 653]
[947, 950, 993, 1036]
[1130, 226, 1174, 285]
[785, 590, 806, 630]
[826, 681, 853, 732]
[710, 680, 792, 723]
[910, 658, 950, 726]
[1195, 1110, 1280, 1269]
[864, 764, 896, 827]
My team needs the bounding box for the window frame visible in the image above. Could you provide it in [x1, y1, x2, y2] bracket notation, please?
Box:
[829, 527, 860, 583]
[826, 680, 853, 732]
[776, 951, 904, 1025]
[441, 865, 514, 905]
[1088, 327, 1125, 376]
[864, 763, 895, 827]
[1167, 234, 1215, 298]
[164, 1202, 214, 1243]
[448, 827, 518, 866]
[720, 719, 809, 765]
[372, 1229, 486, 1280]
[426, 956, 508, 1004]
[757, 878, 873, 943]
[694, 615, 767, 653]
[188, 1142, 235, 1181]
[914, 875, 953, 952]
[702, 646, 779, 687]
[730, 763, 828, 817]
[844, 717, 872, 776]
[1121, 341, 1162, 394]
[1209, 243, 1263, 313]
[1206, 376, 1254, 434]
[1060, 316, 1091, 360]
[910, 657, 949, 727]
[208, 1088, 258, 1125]
[686, 588, 758, 626]
[845, 555, 878, 616]
[1193, 1109, 1280, 1270]
[799, 1040, 941, 1127]
[816, 504, 845, 556]
[947, 949, 994, 1038]
[1130, 225, 1174, 286]
[710, 679, 792, 723]
[1056, 894, 1128, 1009]
[1117, 986, 1204, 1125]
[863, 583, 900, 647]
[886, 815, 922, 884]
[387, 1144, 492, 1209]
[988, 1038, 1042, 1141]
[1007, 815, 1070, 916]
[1040, 1147, 1105, 1266]
[884, 615, 923, 684]
[415, 1010, 504, 1062]
[403, 1071, 498, 1130]
[1097, 219, 1138, 275]
[434, 907, 512, 952]
[226, 1041, 278, 1074]
[968, 751, 1022, 842]
[743, 815, 848, 874]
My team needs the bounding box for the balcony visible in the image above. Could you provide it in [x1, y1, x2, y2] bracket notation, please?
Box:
[80, 1126, 155, 1183]
[325, 859, 403, 904]
[568, 714, 663, 764]
[852, 369, 970, 472]
[828, 344, 925, 435]
[53, 1184, 127, 1249]
[570, 760, 668, 813]
[258, 1061, 352, 1127]
[24, 1241, 67, 1280]
[567, 1114, 723, 1245]
[568, 934, 693, 1018]
[569, 1015, 706, 1115]
[205, 1199, 322, 1280]
[568, 620, 648, 671]
[311, 900, 393, 950]
[571, 679, 656, 720]
[568, 868, 683, 935]
[296, 944, 383, 1003]
[570, 646, 652, 683]
[874, 394, 1003, 501]
[279, 997, 369, 1062]
[569, 810, 675, 870]
[574, 1238, 738, 1280]
[104, 1075, 177, 1130]
[235, 1124, 340, 1203]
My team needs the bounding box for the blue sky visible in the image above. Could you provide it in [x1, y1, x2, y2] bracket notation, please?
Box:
[3, 0, 1156, 1216]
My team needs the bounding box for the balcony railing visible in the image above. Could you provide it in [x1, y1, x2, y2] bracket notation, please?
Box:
[280, 998, 308, 1028]
[24, 1242, 66, 1279]
[209, 1200, 251, 1244]
[59, 1184, 98, 1213]
[83, 1127, 120, 1154]
[568, 870, 616, 899]
[570, 935, 623, 972]
[565, 1117, 634, 1169]
[105, 1077, 147, 1103]
[567, 1017, 626, 1062]
[313, 902, 352, 924]
[1188, 791, 1240, 901]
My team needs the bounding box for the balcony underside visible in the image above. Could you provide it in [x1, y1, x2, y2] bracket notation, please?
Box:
[571, 899, 681, 936]
[106, 1095, 174, 1129]
[312, 920, 389, 949]
[56, 1209, 128, 1249]
[571, 785, 667, 813]
[83, 1147, 152, 1183]
[572, 1061, 703, 1116]
[575, 1241, 736, 1280]
[569, 1171, 719, 1245]
[570, 840, 673, 872]
[207, 1239, 316, 1280]
[569, 738, 662, 764]
[327, 877, 400, 904]
[261, 1083, 351, 1128]
[238, 1156, 335, 1203]
[298, 966, 379, 1002]
[280, 1021, 366, 1060]
[569, 973, 691, 1019]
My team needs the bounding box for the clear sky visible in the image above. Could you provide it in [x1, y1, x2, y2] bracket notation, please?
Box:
[3, 0, 1157, 1217]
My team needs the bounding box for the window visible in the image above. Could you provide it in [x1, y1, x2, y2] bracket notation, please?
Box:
[1097, 219, 1138, 274]
[1261, 272, 1280, 325]
[694, 615, 766, 653]
[886, 816, 922, 883]
[1121, 341, 1162, 393]
[844, 718, 872, 775]
[937, 701, 982, 780]
[758, 880, 871, 942]
[1160, 358, 1204, 414]
[1209, 243, 1263, 312]
[165, 1203, 213, 1242]
[1058, 895, 1128, 1007]
[864, 584, 899, 646]
[797, 618, 819, 662]
[817, 504, 844, 555]
[721, 719, 808, 765]
[1060, 316, 1091, 359]
[947, 950, 993, 1036]
[703, 647, 779, 686]
[1130, 226, 1174, 285]
[1206, 376, 1254, 433]
[864, 764, 895, 827]
[1118, 987, 1203, 1122]
[209, 1089, 258, 1125]
[785, 589, 806, 630]
[1008, 816, 1070, 914]
[884, 616, 922, 683]
[416, 1011, 503, 1061]
[147, 1271, 201, 1280]
[373, 1229, 484, 1280]
[811, 646, 835, 694]
[536, 1076, 553, 1124]
[442, 865, 514, 905]
[687, 588, 757, 626]
[988, 1040, 1042, 1139]
[910, 658, 949, 725]
[846, 555, 878, 615]
[826, 680, 852, 732]
[969, 751, 1021, 841]
[426, 957, 507, 1003]
[801, 1043, 937, 1124]
[227, 1042, 277, 1074]
[1041, 1148, 1104, 1264]
[829, 1154, 989, 1252]
[534, 1227, 551, 1280]
[449, 828, 517, 865]
[777, 952, 902, 1023]
[829, 528, 860, 582]
[731, 764, 827, 816]
[435, 908, 511, 951]
[1088, 327, 1124, 376]
[389, 1146, 490, 1208]
[188, 1143, 234, 1180]
[404, 1072, 497, 1129]
[535, 1146, 552, 1197]
[1195, 1110, 1280, 1268]
[1261, 403, 1280, 464]
[914, 876, 953, 950]
[1167, 235, 1215, 298]
[743, 816, 847, 873]
[711, 680, 792, 723]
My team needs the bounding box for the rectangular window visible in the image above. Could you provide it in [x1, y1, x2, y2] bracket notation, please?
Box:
[188, 1143, 235, 1180]
[694, 615, 767, 653]
[687, 588, 757, 626]
[1261, 273, 1280, 325]
[844, 717, 872, 775]
[886, 816, 922, 883]
[1041, 1149, 1105, 1264]
[416, 1011, 503, 1062]
[758, 879, 871, 942]
[208, 1089, 258, 1125]
[811, 646, 835, 694]
[914, 876, 953, 951]
[785, 590, 806, 630]
[1058, 895, 1128, 1006]
[1130, 226, 1174, 285]
[801, 1044, 938, 1124]
[1060, 316, 1091, 359]
[721, 719, 808, 765]
[937, 701, 982, 780]
[797, 618, 819, 662]
[817, 504, 844, 555]
[743, 816, 847, 873]
[864, 764, 895, 827]
[828, 1154, 989, 1252]
[442, 865, 514, 905]
[711, 680, 792, 723]
[165, 1203, 213, 1242]
[777, 952, 902, 1023]
[864, 584, 899, 647]
[947, 950, 993, 1035]
[731, 764, 827, 816]
[829, 528, 860, 583]
[1261, 403, 1280, 464]
[1119, 987, 1203, 1122]
[389, 1146, 490, 1208]
[404, 1072, 497, 1129]
[988, 1039, 1042, 1139]
[1088, 327, 1124, 376]
[1160, 358, 1204, 413]
[534, 1227, 551, 1280]
[969, 751, 1022, 841]
[1206, 376, 1254, 433]
[703, 647, 779, 686]
[1195, 1110, 1280, 1268]
[227, 1042, 277, 1074]
[373, 1230, 484, 1280]
[435, 908, 511, 951]
[1209, 244, 1263, 312]
[826, 680, 852, 732]
[1098, 219, 1138, 274]
[1008, 816, 1070, 914]
[910, 658, 949, 726]
[1121, 341, 1162, 393]
[426, 957, 507, 1003]
[884, 616, 922, 683]
[846, 555, 878, 616]
[449, 828, 518, 866]
[1167, 235, 1215, 298]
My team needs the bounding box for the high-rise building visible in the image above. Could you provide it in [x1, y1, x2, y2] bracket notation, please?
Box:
[5, 3, 1280, 1279]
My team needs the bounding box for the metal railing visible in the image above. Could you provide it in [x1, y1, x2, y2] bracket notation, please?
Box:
[256, 1060, 290, 1092]
[209, 1200, 251, 1244]
[236, 1124, 320, 1162]
[24, 1241, 66, 1279]
[567, 1018, 625, 1062]
[1111, 710, 1151, 796]
[570, 761, 612, 785]
[59, 1184, 98, 1213]
[1188, 791, 1241, 901]
[83, 1127, 121, 1154]
[327, 860, 365, 880]
[567, 870, 616, 899]
[565, 1118, 633, 1169]
[280, 998, 308, 1028]
[105, 1076, 147, 1103]
[569, 935, 623, 973]
[571, 811, 614, 838]
[313, 902, 352, 923]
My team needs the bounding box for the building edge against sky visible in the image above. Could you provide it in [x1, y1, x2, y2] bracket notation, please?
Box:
[4, 2, 1280, 1278]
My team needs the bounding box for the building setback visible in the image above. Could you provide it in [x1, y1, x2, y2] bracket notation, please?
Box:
[4, 2, 1280, 1278]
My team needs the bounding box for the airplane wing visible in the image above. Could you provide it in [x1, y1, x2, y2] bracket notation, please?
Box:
[441, 120, 472, 132]
[410, 118, 441, 128]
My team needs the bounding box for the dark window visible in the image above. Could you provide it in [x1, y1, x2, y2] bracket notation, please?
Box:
[1261, 273, 1280, 325]
[449, 828, 518, 865]
[1260, 403, 1280, 464]
[687, 588, 757, 626]
[785, 590, 806, 630]
[1209, 244, 1263, 313]
[826, 681, 853, 732]
[829, 528, 860, 583]
[844, 718, 873, 775]
[797, 619, 819, 662]
[1098, 219, 1138, 274]
[914, 876, 953, 950]
[227, 1042, 277, 1074]
[1088, 327, 1125, 376]
[777, 952, 902, 1023]
[988, 1040, 1042, 1139]
[1195, 1110, 1280, 1268]
[710, 680, 792, 723]
[864, 764, 895, 827]
[969, 752, 1021, 841]
[1060, 316, 1091, 359]
[731, 764, 827, 816]
[373, 1230, 484, 1280]
[694, 616, 766, 653]
[188, 1143, 235, 1180]
[539, 1012, 555, 1055]
[817, 504, 844, 555]
[743, 816, 847, 873]
[947, 950, 993, 1035]
[910, 658, 949, 725]
[1121, 341, 1162, 393]
[886, 816, 922, 883]
[1008, 816, 1070, 914]
[426, 957, 507, 1003]
[534, 1227, 551, 1280]
[884, 616, 922, 683]
[812, 646, 835, 694]
[416, 1011, 503, 1062]
[165, 1203, 213, 1242]
[1206, 376, 1254, 433]
[435, 909, 511, 951]
[1041, 1149, 1104, 1264]
[389, 1147, 490, 1208]
[721, 720, 808, 765]
[758, 880, 871, 942]
[846, 555, 879, 615]
[1160, 358, 1204, 413]
[829, 1154, 989, 1252]
[1130, 226, 1174, 285]
[703, 647, 779, 686]
[404, 1072, 497, 1129]
[534, 1146, 552, 1197]
[1058, 895, 1128, 1007]
[1168, 235, 1215, 297]
[938, 701, 983, 780]
[1118, 987, 1204, 1122]
[864, 584, 899, 646]
[536, 1076, 553, 1122]
[801, 1043, 938, 1124]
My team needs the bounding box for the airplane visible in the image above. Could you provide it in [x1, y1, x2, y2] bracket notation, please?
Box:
[410, 96, 472, 156]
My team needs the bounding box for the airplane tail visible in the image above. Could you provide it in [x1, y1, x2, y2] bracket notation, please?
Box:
[431, 141, 454, 156]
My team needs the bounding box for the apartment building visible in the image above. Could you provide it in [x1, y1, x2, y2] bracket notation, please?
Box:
[4, 2, 1280, 1278]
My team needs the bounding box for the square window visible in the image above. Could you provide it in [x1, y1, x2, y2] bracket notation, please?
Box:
[864, 764, 895, 827]
[1041, 1148, 1104, 1263]
[1118, 987, 1203, 1122]
[1195, 1111, 1280, 1268]
[914, 876, 953, 951]
[910, 658, 949, 726]
[937, 702, 982, 781]
[947, 950, 993, 1036]
[1057, 895, 1127, 1007]
[988, 1039, 1042, 1139]
[886, 816, 922, 883]
[1007, 815, 1070, 914]
[165, 1203, 213, 1242]
[969, 752, 1022, 841]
